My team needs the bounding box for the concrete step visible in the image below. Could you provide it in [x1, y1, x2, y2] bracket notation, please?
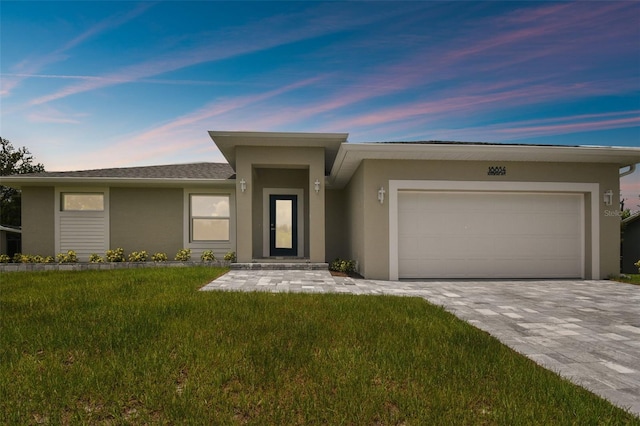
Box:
[231, 262, 329, 271]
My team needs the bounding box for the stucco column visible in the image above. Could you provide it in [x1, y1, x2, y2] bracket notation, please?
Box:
[235, 160, 253, 262]
[308, 157, 325, 263]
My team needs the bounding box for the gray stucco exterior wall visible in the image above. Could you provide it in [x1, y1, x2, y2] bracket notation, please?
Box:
[21, 186, 55, 256]
[110, 187, 183, 256]
[345, 159, 620, 280]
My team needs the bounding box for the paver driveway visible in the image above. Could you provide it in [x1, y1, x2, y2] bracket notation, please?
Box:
[202, 271, 640, 417]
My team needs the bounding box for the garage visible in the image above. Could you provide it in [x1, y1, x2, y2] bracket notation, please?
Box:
[397, 191, 583, 279]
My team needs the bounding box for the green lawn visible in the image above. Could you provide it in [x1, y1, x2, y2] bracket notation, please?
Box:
[1, 268, 638, 425]
[617, 274, 640, 285]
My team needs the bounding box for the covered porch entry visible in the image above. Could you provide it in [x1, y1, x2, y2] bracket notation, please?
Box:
[209, 131, 347, 264]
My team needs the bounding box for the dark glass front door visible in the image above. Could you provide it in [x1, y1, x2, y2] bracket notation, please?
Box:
[269, 195, 298, 257]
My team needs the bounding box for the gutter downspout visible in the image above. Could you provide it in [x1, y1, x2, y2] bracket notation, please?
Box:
[620, 164, 636, 177]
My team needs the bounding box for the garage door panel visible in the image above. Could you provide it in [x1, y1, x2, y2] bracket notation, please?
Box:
[398, 192, 583, 279]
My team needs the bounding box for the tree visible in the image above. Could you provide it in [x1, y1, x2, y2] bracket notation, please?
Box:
[1, 137, 45, 226]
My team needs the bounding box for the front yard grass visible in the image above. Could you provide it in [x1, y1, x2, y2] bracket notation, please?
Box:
[616, 273, 640, 285]
[1, 268, 637, 424]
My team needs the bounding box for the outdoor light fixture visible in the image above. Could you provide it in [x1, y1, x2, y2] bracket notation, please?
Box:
[378, 186, 385, 204]
[240, 178, 246, 193]
[603, 189, 613, 206]
[314, 179, 321, 194]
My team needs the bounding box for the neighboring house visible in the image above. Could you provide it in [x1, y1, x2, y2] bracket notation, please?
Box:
[2, 131, 639, 280]
[622, 212, 640, 274]
[0, 225, 21, 257]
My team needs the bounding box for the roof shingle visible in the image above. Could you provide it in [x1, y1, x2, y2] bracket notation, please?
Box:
[18, 162, 235, 180]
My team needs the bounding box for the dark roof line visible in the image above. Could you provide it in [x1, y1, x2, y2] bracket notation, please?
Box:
[14, 162, 235, 180]
[374, 140, 581, 148]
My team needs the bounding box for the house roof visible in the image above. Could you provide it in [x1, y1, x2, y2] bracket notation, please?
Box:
[209, 131, 348, 175]
[623, 211, 640, 225]
[0, 225, 21, 234]
[2, 134, 639, 189]
[0, 162, 235, 188]
[329, 142, 640, 187]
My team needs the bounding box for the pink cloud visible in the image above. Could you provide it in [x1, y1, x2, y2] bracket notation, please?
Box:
[53, 77, 322, 170]
[25, 3, 404, 107]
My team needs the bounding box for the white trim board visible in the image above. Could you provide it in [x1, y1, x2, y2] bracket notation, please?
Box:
[388, 180, 599, 280]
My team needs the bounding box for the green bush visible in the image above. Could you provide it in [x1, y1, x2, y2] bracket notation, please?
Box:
[43, 256, 55, 264]
[89, 254, 104, 263]
[0, 254, 11, 263]
[329, 258, 357, 274]
[175, 248, 191, 262]
[106, 248, 125, 262]
[635, 260, 640, 273]
[57, 250, 78, 264]
[128, 251, 148, 262]
[223, 251, 236, 262]
[201, 250, 216, 262]
[152, 252, 168, 262]
[15, 254, 35, 263]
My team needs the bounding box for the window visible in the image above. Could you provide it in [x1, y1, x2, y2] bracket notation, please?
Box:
[190, 195, 230, 241]
[61, 193, 104, 211]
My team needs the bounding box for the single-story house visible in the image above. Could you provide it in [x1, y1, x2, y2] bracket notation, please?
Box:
[621, 212, 640, 274]
[2, 131, 639, 280]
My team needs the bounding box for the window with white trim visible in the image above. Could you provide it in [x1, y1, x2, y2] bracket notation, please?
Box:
[61, 193, 104, 211]
[190, 194, 230, 241]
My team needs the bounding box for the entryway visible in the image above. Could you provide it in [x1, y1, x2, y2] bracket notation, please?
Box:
[269, 194, 298, 257]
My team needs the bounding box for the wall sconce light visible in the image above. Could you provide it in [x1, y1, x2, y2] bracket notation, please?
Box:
[378, 186, 385, 204]
[314, 179, 321, 194]
[240, 178, 246, 193]
[603, 189, 613, 206]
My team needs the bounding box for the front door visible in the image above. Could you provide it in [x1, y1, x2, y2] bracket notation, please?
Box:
[269, 195, 298, 257]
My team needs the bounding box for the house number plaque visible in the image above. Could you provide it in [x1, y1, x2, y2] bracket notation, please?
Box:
[487, 166, 507, 176]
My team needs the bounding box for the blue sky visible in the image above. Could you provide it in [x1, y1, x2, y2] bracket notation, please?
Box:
[1, 1, 639, 206]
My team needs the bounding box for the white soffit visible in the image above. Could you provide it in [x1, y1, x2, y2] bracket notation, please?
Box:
[329, 143, 640, 187]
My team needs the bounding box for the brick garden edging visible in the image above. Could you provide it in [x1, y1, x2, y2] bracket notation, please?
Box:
[0, 261, 230, 273]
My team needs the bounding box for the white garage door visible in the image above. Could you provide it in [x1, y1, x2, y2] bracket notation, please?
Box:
[398, 191, 583, 279]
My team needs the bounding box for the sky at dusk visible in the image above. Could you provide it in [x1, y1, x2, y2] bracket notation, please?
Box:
[1, 1, 639, 208]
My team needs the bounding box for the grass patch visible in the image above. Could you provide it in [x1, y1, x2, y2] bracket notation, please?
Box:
[615, 274, 640, 285]
[1, 268, 638, 424]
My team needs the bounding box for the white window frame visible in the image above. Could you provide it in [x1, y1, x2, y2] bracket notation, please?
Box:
[60, 192, 105, 211]
[190, 194, 231, 242]
[183, 189, 236, 255]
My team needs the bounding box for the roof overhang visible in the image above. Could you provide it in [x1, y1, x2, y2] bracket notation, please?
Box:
[329, 143, 640, 188]
[0, 225, 21, 234]
[209, 131, 348, 174]
[0, 176, 236, 189]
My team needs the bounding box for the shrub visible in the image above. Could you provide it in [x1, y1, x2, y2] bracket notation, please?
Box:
[152, 252, 168, 262]
[89, 253, 104, 263]
[175, 248, 191, 262]
[128, 251, 148, 262]
[57, 250, 78, 264]
[43, 256, 55, 264]
[329, 258, 357, 274]
[12, 253, 23, 263]
[635, 260, 640, 273]
[15, 254, 35, 263]
[106, 248, 125, 262]
[223, 251, 236, 262]
[201, 250, 216, 262]
[0, 254, 10, 263]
